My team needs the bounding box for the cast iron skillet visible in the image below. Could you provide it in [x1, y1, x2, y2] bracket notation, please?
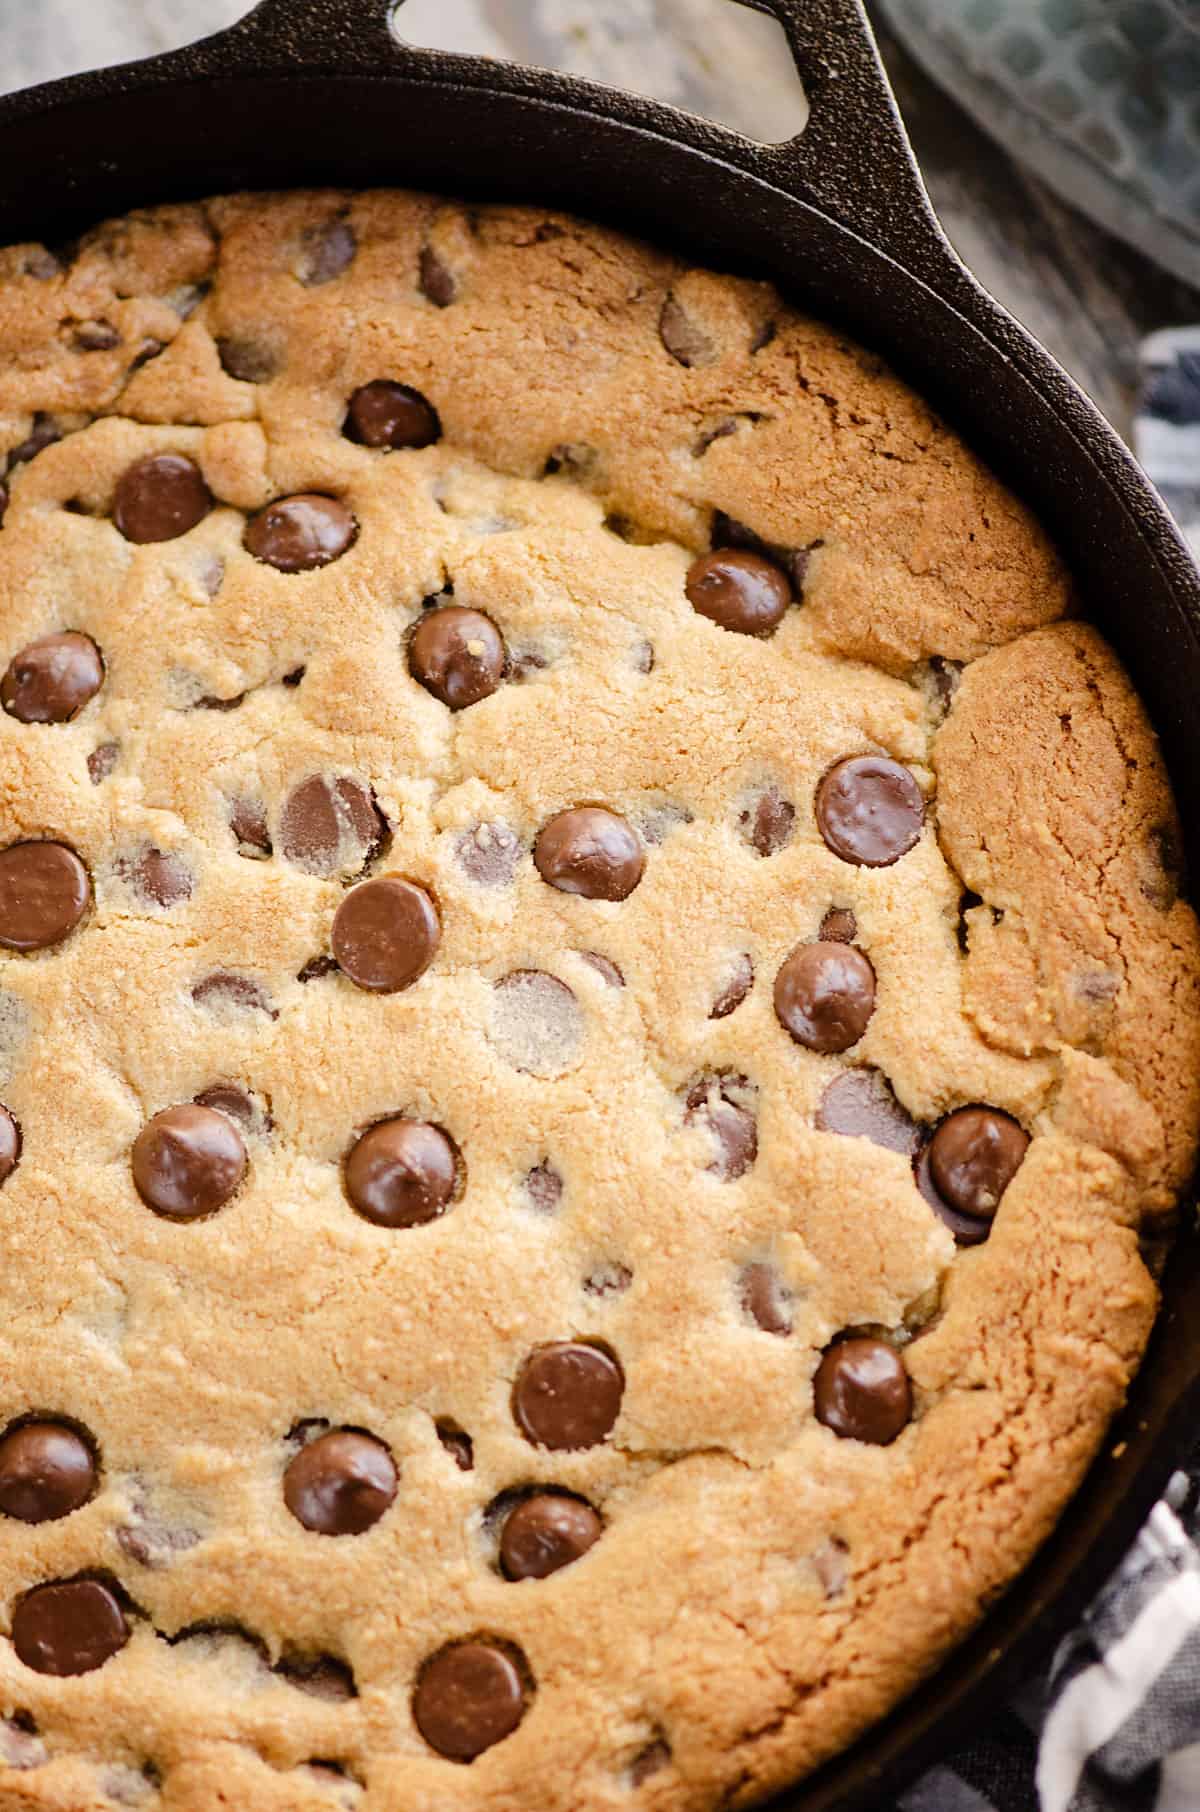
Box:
[1, 2, 1199, 1805]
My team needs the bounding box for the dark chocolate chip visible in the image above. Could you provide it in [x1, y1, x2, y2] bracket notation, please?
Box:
[523, 1162, 563, 1214]
[659, 295, 715, 367]
[276, 1652, 357, 1701]
[534, 807, 644, 901]
[437, 1423, 474, 1471]
[298, 954, 339, 984]
[87, 741, 119, 784]
[739, 786, 795, 856]
[0, 1423, 96, 1523]
[244, 495, 358, 572]
[820, 907, 858, 944]
[913, 1142, 992, 1246]
[193, 1082, 260, 1131]
[816, 756, 925, 868]
[131, 1102, 246, 1219]
[0, 841, 90, 950]
[409, 606, 506, 710]
[191, 973, 275, 1019]
[580, 951, 624, 988]
[345, 381, 441, 451]
[710, 511, 813, 593]
[739, 1262, 793, 1335]
[710, 954, 753, 1019]
[0, 1106, 19, 1186]
[229, 796, 271, 857]
[928, 1107, 1029, 1219]
[216, 337, 278, 383]
[2, 633, 103, 724]
[297, 219, 356, 286]
[331, 875, 441, 994]
[418, 245, 457, 307]
[113, 453, 211, 544]
[73, 320, 120, 351]
[929, 656, 963, 713]
[344, 1118, 458, 1229]
[774, 942, 876, 1053]
[500, 1493, 602, 1580]
[513, 1342, 624, 1450]
[12, 1578, 129, 1676]
[685, 1075, 757, 1180]
[817, 1069, 921, 1157]
[455, 821, 522, 887]
[686, 549, 792, 636]
[121, 846, 193, 908]
[413, 1640, 530, 1761]
[279, 775, 385, 878]
[9, 414, 60, 468]
[283, 1429, 396, 1535]
[814, 1338, 912, 1444]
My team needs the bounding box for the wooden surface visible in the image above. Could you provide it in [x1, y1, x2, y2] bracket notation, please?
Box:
[4, 0, 1199, 437]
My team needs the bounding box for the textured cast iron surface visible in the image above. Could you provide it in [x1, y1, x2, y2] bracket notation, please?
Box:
[0, 3, 1198, 1807]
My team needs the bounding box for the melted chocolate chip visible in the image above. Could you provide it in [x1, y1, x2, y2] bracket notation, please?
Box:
[191, 973, 275, 1019]
[820, 907, 858, 944]
[0, 1423, 96, 1522]
[739, 1262, 793, 1335]
[229, 796, 271, 857]
[413, 1640, 530, 1761]
[437, 1423, 474, 1471]
[814, 1338, 912, 1445]
[928, 1107, 1029, 1219]
[534, 807, 644, 901]
[12, 1579, 128, 1676]
[74, 319, 120, 351]
[710, 954, 753, 1019]
[500, 1493, 602, 1580]
[283, 1429, 397, 1535]
[513, 1342, 624, 1450]
[817, 1070, 921, 1157]
[344, 1119, 458, 1229]
[345, 381, 441, 450]
[0, 842, 90, 950]
[0, 1106, 19, 1186]
[280, 775, 385, 878]
[816, 756, 925, 867]
[331, 876, 441, 994]
[217, 337, 279, 383]
[298, 218, 356, 286]
[87, 741, 119, 784]
[739, 786, 795, 857]
[409, 606, 506, 710]
[524, 1162, 563, 1214]
[298, 954, 338, 984]
[685, 1076, 758, 1180]
[9, 414, 60, 468]
[418, 245, 458, 307]
[121, 846, 193, 908]
[113, 453, 211, 544]
[774, 941, 876, 1053]
[686, 549, 792, 636]
[131, 1103, 246, 1220]
[2, 633, 103, 724]
[913, 1143, 992, 1246]
[244, 495, 358, 572]
[659, 295, 716, 367]
[455, 821, 521, 887]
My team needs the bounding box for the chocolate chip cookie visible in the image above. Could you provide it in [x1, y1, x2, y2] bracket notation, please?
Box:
[0, 188, 1193, 1812]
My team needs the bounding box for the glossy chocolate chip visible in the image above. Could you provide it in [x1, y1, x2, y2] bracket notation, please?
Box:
[814, 1338, 912, 1445]
[437, 1423, 474, 1471]
[816, 756, 925, 867]
[413, 1640, 529, 1761]
[0, 1107, 19, 1186]
[455, 821, 521, 887]
[229, 796, 271, 857]
[513, 1342, 624, 1450]
[345, 381, 441, 450]
[113, 453, 211, 544]
[132, 1103, 246, 1219]
[12, 1578, 129, 1675]
[419, 245, 457, 307]
[710, 954, 753, 1019]
[280, 775, 384, 878]
[0, 842, 90, 950]
[121, 846, 192, 908]
[739, 1262, 793, 1336]
[2, 633, 103, 724]
[928, 1107, 1029, 1220]
[0, 1423, 96, 1522]
[345, 1119, 458, 1229]
[244, 495, 358, 572]
[500, 1493, 602, 1581]
[87, 741, 119, 784]
[685, 1076, 758, 1180]
[774, 942, 876, 1054]
[409, 606, 506, 711]
[686, 549, 792, 636]
[913, 1144, 992, 1247]
[740, 785, 795, 856]
[298, 218, 356, 285]
[534, 807, 644, 901]
[331, 876, 440, 994]
[820, 907, 858, 944]
[817, 1070, 921, 1157]
[283, 1429, 397, 1536]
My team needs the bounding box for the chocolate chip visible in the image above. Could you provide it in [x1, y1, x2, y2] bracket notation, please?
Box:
[928, 1107, 1029, 1220]
[345, 381, 441, 450]
[534, 807, 644, 901]
[580, 951, 624, 988]
[685, 1075, 757, 1180]
[437, 1422, 474, 1471]
[500, 1493, 602, 1580]
[115, 1493, 202, 1569]
[630, 1738, 672, 1786]
[298, 954, 339, 984]
[74, 319, 120, 351]
[659, 294, 715, 367]
[409, 606, 506, 710]
[113, 453, 211, 544]
[739, 1263, 793, 1335]
[739, 786, 795, 856]
[418, 244, 457, 307]
[2, 633, 103, 723]
[0, 1106, 19, 1187]
[216, 337, 278, 383]
[282, 665, 305, 687]
[276, 1651, 357, 1701]
[414, 1639, 529, 1761]
[120, 846, 193, 908]
[0, 1422, 96, 1522]
[820, 907, 858, 944]
[191, 973, 275, 1019]
[913, 1143, 991, 1246]
[817, 1070, 921, 1157]
[710, 954, 753, 1019]
[131, 1102, 246, 1219]
[193, 1082, 261, 1131]
[0, 841, 90, 950]
[490, 971, 583, 1077]
[280, 775, 385, 878]
[244, 495, 358, 572]
[283, 1429, 397, 1535]
[344, 1118, 458, 1229]
[194, 689, 244, 712]
[513, 1342, 624, 1450]
[686, 549, 792, 636]
[455, 821, 521, 887]
[928, 656, 962, 714]
[816, 756, 925, 867]
[229, 796, 271, 857]
[331, 876, 441, 994]
[9, 414, 60, 468]
[88, 741, 119, 784]
[524, 1162, 563, 1214]
[297, 218, 356, 286]
[12, 1578, 129, 1676]
[711, 512, 815, 594]
[814, 1338, 912, 1444]
[774, 942, 876, 1054]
